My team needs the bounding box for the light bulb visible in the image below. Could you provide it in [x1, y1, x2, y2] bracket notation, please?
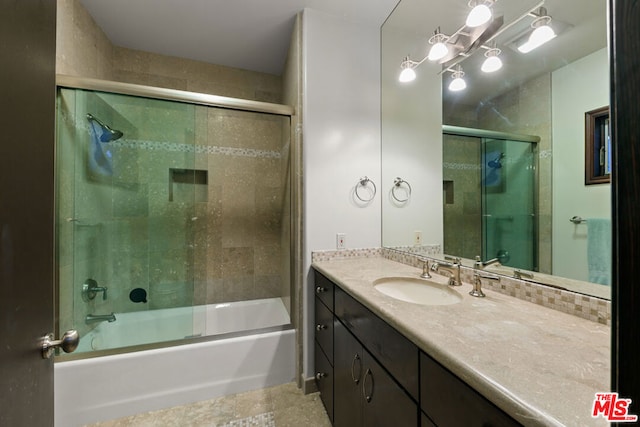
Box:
[466, 4, 492, 27]
[399, 67, 416, 83]
[428, 41, 449, 61]
[518, 15, 556, 53]
[449, 77, 467, 91]
[481, 54, 502, 73]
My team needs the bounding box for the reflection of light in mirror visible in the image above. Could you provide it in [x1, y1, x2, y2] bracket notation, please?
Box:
[481, 49, 503, 72]
[466, 2, 493, 28]
[449, 66, 466, 91]
[399, 67, 416, 83]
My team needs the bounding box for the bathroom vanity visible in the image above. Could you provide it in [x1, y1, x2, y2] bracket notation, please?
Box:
[312, 257, 610, 427]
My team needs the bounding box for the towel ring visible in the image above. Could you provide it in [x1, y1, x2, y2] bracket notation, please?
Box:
[392, 177, 412, 203]
[355, 177, 376, 202]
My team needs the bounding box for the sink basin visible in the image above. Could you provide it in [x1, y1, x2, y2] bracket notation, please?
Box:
[373, 277, 462, 306]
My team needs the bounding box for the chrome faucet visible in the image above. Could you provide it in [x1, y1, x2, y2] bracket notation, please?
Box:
[85, 313, 116, 324]
[430, 258, 461, 286]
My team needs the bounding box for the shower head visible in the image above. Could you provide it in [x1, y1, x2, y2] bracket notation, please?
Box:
[488, 153, 505, 169]
[86, 113, 123, 142]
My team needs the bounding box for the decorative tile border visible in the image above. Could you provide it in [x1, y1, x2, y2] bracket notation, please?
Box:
[311, 248, 382, 263]
[111, 139, 281, 159]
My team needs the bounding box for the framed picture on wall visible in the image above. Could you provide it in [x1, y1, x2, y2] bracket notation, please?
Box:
[585, 106, 611, 185]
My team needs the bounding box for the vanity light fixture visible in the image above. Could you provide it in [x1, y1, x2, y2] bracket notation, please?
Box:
[481, 47, 503, 73]
[517, 7, 556, 53]
[427, 29, 449, 62]
[397, 0, 558, 89]
[399, 56, 417, 83]
[448, 66, 467, 92]
[466, 0, 495, 28]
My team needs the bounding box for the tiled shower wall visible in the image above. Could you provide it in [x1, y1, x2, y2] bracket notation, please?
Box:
[56, 0, 291, 335]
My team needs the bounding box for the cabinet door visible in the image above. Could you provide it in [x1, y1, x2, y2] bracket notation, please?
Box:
[421, 352, 521, 427]
[362, 350, 418, 427]
[333, 320, 364, 427]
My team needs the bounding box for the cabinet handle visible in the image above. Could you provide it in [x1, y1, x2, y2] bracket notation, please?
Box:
[315, 286, 327, 294]
[362, 368, 374, 403]
[316, 324, 327, 331]
[351, 353, 362, 384]
[315, 372, 327, 380]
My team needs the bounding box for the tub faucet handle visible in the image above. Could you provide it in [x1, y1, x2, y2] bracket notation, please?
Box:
[82, 278, 108, 301]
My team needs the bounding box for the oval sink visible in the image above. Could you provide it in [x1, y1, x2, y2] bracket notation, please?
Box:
[374, 277, 462, 306]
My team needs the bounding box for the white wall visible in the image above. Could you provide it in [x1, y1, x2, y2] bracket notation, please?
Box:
[552, 48, 610, 282]
[381, 27, 443, 248]
[302, 8, 382, 379]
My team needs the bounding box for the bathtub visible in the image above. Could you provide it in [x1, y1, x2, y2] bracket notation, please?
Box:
[54, 298, 295, 427]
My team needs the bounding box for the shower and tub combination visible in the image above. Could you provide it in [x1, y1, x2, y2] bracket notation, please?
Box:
[442, 125, 539, 271]
[54, 76, 295, 426]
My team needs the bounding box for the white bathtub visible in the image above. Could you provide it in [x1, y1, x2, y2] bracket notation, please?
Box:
[54, 298, 295, 427]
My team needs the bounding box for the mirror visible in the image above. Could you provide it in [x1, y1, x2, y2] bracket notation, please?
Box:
[381, 0, 610, 299]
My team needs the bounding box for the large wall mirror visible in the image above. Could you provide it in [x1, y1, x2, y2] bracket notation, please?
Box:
[381, 0, 610, 299]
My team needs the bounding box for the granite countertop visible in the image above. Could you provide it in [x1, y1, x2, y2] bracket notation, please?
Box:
[312, 257, 610, 427]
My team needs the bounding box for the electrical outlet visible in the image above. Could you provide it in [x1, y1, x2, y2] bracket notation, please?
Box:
[414, 230, 422, 246]
[336, 233, 346, 250]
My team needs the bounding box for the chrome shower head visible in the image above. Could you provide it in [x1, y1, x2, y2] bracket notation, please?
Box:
[86, 113, 123, 142]
[488, 152, 505, 169]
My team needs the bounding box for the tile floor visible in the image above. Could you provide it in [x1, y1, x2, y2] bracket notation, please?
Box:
[86, 383, 332, 427]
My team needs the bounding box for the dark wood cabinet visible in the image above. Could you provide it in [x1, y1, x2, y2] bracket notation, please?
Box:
[420, 351, 520, 427]
[313, 269, 522, 427]
[314, 272, 335, 422]
[334, 318, 418, 427]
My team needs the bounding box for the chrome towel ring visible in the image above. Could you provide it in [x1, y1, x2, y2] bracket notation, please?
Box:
[392, 177, 412, 202]
[355, 176, 377, 202]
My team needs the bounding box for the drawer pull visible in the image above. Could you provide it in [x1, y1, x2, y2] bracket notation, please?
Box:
[351, 353, 362, 384]
[316, 286, 327, 294]
[362, 368, 374, 403]
[316, 324, 327, 331]
[315, 372, 327, 380]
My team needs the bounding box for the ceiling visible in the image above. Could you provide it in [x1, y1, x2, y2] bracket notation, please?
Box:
[383, 0, 608, 105]
[80, 0, 401, 76]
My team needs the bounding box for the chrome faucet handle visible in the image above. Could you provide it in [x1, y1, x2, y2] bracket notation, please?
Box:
[82, 279, 108, 302]
[420, 259, 432, 279]
[470, 273, 500, 298]
[473, 255, 500, 269]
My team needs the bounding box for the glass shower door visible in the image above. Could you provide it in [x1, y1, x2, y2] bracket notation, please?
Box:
[57, 87, 199, 353]
[481, 138, 537, 270]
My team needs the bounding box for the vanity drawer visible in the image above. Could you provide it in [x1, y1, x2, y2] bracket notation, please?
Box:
[334, 285, 419, 401]
[314, 271, 334, 311]
[315, 341, 334, 422]
[420, 351, 521, 427]
[314, 295, 333, 364]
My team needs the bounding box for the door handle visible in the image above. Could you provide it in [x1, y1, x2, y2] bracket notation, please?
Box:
[362, 368, 374, 403]
[41, 330, 79, 359]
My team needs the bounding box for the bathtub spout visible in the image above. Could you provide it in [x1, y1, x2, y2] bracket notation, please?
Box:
[85, 313, 116, 324]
